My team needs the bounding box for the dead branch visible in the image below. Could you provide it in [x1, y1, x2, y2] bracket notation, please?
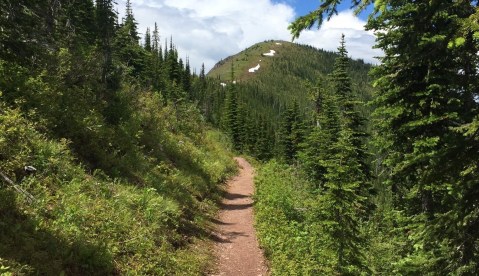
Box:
[0, 170, 36, 203]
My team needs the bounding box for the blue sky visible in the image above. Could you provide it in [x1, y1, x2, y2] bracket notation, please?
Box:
[277, 0, 372, 20]
[118, 0, 381, 72]
[279, 0, 319, 16]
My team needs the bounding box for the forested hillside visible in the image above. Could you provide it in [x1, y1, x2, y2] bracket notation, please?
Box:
[252, 1, 479, 275]
[2, 0, 479, 275]
[195, 41, 372, 160]
[0, 1, 236, 274]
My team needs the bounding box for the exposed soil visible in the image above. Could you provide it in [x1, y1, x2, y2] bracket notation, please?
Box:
[210, 157, 268, 276]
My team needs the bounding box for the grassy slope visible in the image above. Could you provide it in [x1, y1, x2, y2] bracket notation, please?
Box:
[208, 40, 291, 82]
[0, 97, 236, 275]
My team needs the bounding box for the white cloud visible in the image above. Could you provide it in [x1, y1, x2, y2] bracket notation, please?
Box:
[295, 11, 382, 64]
[116, 1, 381, 72]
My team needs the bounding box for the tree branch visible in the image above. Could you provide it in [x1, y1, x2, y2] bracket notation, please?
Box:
[0, 170, 36, 203]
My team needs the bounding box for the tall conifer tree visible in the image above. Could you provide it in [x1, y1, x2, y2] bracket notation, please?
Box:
[144, 27, 151, 52]
[367, 2, 479, 272]
[95, 0, 117, 85]
[291, 1, 479, 273]
[331, 34, 370, 180]
[277, 101, 305, 163]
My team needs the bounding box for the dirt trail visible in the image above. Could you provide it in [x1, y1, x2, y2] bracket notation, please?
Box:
[211, 157, 268, 276]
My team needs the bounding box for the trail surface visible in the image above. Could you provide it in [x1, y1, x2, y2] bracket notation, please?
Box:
[211, 157, 268, 276]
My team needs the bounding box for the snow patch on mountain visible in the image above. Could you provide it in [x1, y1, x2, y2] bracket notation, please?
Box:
[263, 50, 276, 57]
[248, 64, 260, 73]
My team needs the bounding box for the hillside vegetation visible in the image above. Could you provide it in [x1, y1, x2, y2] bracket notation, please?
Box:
[197, 40, 372, 159]
[208, 41, 372, 116]
[3, 0, 479, 275]
[0, 1, 235, 274]
[252, 1, 479, 275]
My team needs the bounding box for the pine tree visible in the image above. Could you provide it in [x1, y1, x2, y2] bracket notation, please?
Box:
[0, 0, 49, 65]
[152, 23, 160, 54]
[330, 35, 374, 215]
[320, 126, 368, 274]
[199, 63, 206, 91]
[222, 60, 239, 148]
[95, 0, 117, 85]
[113, 1, 146, 78]
[367, 2, 479, 273]
[236, 101, 247, 150]
[277, 101, 305, 163]
[123, 0, 139, 42]
[291, 1, 479, 274]
[331, 34, 370, 180]
[58, 0, 96, 47]
[299, 80, 340, 186]
[182, 57, 191, 95]
[149, 22, 162, 90]
[254, 117, 273, 160]
[223, 84, 241, 150]
[166, 40, 180, 84]
[144, 27, 151, 52]
[331, 34, 353, 110]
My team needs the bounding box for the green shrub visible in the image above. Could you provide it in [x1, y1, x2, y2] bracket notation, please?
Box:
[0, 99, 236, 275]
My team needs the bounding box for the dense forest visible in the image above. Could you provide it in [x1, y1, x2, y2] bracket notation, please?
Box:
[0, 0, 236, 274]
[2, 0, 479, 275]
[200, 40, 373, 161]
[252, 1, 479, 275]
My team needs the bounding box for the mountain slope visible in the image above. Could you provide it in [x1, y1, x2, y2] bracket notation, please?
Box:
[197, 40, 373, 158]
[208, 40, 372, 120]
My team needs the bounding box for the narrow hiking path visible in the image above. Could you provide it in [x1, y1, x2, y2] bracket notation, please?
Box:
[211, 157, 268, 276]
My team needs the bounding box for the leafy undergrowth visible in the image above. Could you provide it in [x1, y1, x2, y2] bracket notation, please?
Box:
[254, 161, 410, 275]
[254, 161, 335, 275]
[0, 99, 236, 275]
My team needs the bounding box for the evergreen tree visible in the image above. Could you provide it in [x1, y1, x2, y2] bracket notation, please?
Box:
[144, 27, 151, 52]
[367, 2, 479, 273]
[223, 84, 241, 150]
[199, 63, 206, 83]
[292, 1, 479, 274]
[320, 126, 369, 274]
[123, 0, 139, 42]
[58, 0, 96, 47]
[95, 0, 117, 85]
[331, 34, 370, 180]
[221, 63, 242, 150]
[236, 101, 248, 150]
[277, 101, 305, 163]
[0, 0, 48, 65]
[331, 34, 352, 109]
[299, 80, 340, 186]
[254, 117, 274, 160]
[182, 57, 192, 95]
[166, 41, 180, 84]
[113, 2, 146, 78]
[331, 35, 374, 214]
[149, 22, 162, 90]
[152, 22, 160, 54]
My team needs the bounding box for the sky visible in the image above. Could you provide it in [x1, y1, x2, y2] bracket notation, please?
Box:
[116, 0, 382, 73]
